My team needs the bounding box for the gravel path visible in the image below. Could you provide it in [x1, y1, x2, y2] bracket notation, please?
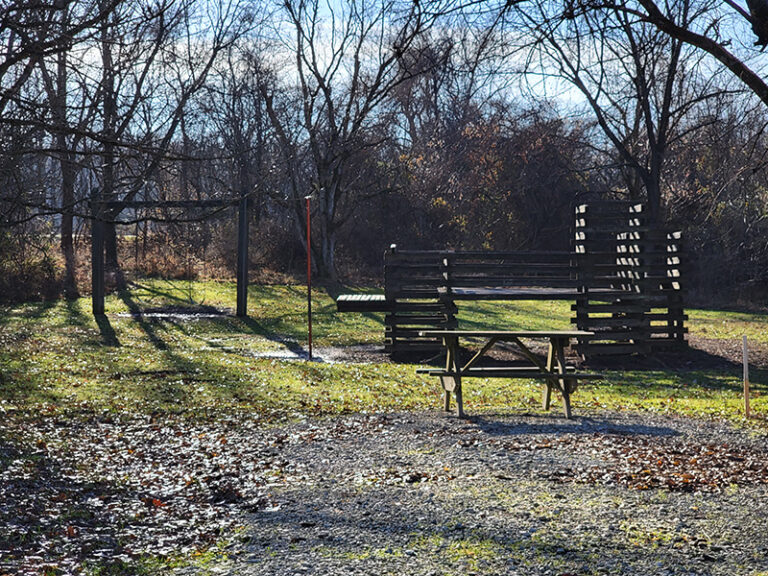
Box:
[228, 410, 768, 576]
[4, 409, 768, 575]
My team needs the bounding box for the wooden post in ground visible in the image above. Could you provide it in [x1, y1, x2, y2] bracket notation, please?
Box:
[236, 194, 249, 317]
[91, 201, 105, 315]
[306, 196, 312, 360]
[743, 335, 751, 419]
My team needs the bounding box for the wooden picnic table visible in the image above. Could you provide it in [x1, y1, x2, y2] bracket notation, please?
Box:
[417, 330, 597, 419]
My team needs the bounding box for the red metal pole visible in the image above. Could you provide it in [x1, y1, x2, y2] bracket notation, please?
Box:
[306, 196, 312, 360]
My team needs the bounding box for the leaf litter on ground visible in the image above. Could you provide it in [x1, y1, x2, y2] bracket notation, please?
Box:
[3, 407, 768, 573]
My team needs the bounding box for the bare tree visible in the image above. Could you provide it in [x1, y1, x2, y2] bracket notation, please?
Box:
[622, 0, 768, 107]
[509, 0, 730, 223]
[260, 0, 438, 279]
[37, 3, 88, 296]
[199, 45, 272, 224]
[0, 0, 117, 225]
[0, 0, 119, 118]
[87, 0, 252, 286]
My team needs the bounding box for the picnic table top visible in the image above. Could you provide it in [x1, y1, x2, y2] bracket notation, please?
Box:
[418, 330, 595, 338]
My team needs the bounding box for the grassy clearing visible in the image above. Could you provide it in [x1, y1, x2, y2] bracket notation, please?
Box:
[1, 283, 767, 574]
[687, 308, 768, 344]
[0, 279, 766, 425]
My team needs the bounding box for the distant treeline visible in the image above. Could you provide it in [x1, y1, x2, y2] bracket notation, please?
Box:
[2, 0, 768, 306]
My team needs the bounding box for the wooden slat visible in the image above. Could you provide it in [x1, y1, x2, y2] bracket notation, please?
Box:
[570, 303, 649, 313]
[572, 317, 649, 328]
[576, 326, 689, 340]
[418, 329, 594, 338]
[386, 288, 442, 297]
[391, 302, 458, 313]
[336, 294, 391, 313]
[417, 369, 600, 379]
[444, 287, 582, 300]
[444, 262, 572, 272]
[445, 277, 579, 288]
[385, 315, 455, 325]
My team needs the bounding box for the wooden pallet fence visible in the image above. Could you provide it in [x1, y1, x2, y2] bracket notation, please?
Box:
[573, 202, 687, 356]
[338, 202, 687, 358]
[574, 202, 649, 356]
[384, 248, 457, 354]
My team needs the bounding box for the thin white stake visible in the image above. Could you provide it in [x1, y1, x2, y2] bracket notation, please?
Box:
[743, 335, 751, 419]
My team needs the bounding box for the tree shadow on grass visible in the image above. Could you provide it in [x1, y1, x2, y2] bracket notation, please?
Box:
[585, 344, 768, 395]
[107, 289, 220, 409]
[235, 316, 308, 357]
[94, 314, 121, 347]
[139, 310, 314, 360]
[584, 345, 732, 372]
[0, 299, 59, 325]
[126, 279, 202, 307]
[0, 301, 60, 348]
[116, 289, 168, 351]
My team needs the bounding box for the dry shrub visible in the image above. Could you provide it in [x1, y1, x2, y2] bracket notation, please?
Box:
[119, 231, 204, 280]
[0, 230, 62, 302]
[211, 217, 304, 278]
[249, 218, 303, 273]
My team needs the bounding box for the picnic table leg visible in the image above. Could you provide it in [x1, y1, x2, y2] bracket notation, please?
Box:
[441, 340, 450, 411]
[442, 336, 464, 418]
[542, 342, 554, 411]
[553, 337, 572, 419]
[450, 336, 464, 418]
[455, 377, 464, 419]
[452, 337, 465, 418]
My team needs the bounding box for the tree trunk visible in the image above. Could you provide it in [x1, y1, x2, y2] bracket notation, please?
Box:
[104, 221, 119, 270]
[60, 154, 78, 296]
[646, 147, 664, 225]
[314, 179, 338, 281]
[53, 6, 79, 297]
[100, 5, 124, 289]
[102, 207, 126, 289]
[316, 225, 336, 280]
[645, 176, 661, 225]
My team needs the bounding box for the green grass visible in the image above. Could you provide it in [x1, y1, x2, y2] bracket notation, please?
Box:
[0, 279, 766, 426]
[688, 308, 768, 344]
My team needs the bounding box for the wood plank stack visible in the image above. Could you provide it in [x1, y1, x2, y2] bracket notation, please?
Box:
[338, 201, 687, 358]
[441, 251, 578, 299]
[639, 224, 687, 349]
[384, 248, 457, 354]
[573, 202, 687, 356]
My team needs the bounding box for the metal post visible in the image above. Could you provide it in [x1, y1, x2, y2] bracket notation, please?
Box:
[306, 196, 312, 360]
[236, 194, 249, 317]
